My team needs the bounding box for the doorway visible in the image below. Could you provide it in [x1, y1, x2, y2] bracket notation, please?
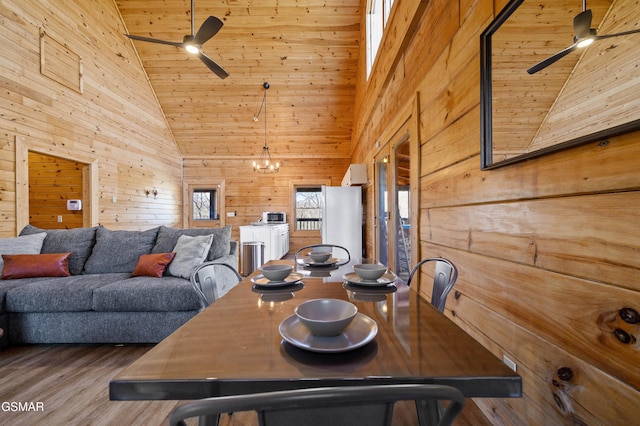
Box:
[372, 95, 420, 281]
[28, 152, 85, 229]
[15, 136, 98, 234]
[375, 135, 412, 280]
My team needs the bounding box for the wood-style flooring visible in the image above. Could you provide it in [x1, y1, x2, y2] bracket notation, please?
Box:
[0, 344, 491, 425]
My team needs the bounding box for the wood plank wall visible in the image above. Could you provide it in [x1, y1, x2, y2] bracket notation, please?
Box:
[0, 0, 183, 236]
[182, 157, 351, 252]
[28, 152, 83, 229]
[351, 0, 640, 424]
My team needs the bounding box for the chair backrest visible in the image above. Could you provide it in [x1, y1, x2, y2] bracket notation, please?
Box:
[190, 261, 242, 308]
[169, 384, 465, 426]
[294, 244, 351, 266]
[406, 258, 458, 313]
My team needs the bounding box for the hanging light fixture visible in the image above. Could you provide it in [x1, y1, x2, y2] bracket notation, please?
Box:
[252, 82, 280, 173]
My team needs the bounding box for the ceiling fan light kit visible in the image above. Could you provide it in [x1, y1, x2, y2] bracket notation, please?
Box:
[253, 82, 280, 174]
[124, 1, 228, 79]
[527, 0, 640, 75]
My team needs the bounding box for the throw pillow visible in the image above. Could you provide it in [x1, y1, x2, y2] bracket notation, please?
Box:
[167, 234, 214, 279]
[1, 252, 72, 280]
[152, 225, 231, 261]
[0, 232, 47, 275]
[19, 225, 98, 275]
[131, 253, 176, 278]
[83, 226, 160, 274]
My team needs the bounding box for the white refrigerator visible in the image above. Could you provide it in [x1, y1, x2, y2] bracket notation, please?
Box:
[321, 186, 363, 261]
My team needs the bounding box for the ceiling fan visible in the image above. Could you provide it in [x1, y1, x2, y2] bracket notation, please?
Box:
[124, 0, 228, 79]
[527, 0, 640, 75]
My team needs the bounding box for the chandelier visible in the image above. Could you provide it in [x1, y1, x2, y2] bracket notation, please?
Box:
[252, 82, 280, 173]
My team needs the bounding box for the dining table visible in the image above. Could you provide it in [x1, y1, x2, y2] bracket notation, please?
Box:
[110, 258, 522, 421]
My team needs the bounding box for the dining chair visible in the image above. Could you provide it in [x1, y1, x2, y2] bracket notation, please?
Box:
[294, 243, 351, 266]
[406, 257, 458, 313]
[169, 384, 465, 426]
[190, 261, 242, 309]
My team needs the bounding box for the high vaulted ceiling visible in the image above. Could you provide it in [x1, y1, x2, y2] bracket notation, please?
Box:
[115, 0, 361, 161]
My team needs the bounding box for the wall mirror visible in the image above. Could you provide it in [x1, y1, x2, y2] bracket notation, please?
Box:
[480, 0, 640, 169]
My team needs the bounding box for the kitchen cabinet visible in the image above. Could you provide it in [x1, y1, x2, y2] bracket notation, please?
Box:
[240, 224, 289, 265]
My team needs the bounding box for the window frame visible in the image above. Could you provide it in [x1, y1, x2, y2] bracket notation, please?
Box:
[183, 179, 226, 228]
[365, 0, 396, 79]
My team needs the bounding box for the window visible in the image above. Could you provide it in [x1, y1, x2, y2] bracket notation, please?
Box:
[366, 0, 395, 78]
[295, 187, 322, 231]
[192, 189, 218, 221]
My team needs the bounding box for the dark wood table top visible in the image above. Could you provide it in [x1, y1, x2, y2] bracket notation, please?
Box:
[110, 260, 521, 401]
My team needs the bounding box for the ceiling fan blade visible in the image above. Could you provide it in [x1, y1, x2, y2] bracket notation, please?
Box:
[527, 42, 578, 74]
[573, 9, 593, 39]
[126, 34, 183, 47]
[194, 16, 224, 45]
[596, 27, 640, 40]
[197, 51, 229, 79]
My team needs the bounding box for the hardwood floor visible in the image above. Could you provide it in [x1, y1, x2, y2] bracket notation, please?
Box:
[0, 345, 491, 425]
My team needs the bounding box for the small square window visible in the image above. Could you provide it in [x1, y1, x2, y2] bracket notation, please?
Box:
[193, 189, 218, 221]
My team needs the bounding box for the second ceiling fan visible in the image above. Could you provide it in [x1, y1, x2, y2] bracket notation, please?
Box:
[527, 0, 640, 75]
[125, 0, 229, 79]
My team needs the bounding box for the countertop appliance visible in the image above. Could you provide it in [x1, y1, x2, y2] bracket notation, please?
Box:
[321, 186, 363, 261]
[262, 211, 287, 224]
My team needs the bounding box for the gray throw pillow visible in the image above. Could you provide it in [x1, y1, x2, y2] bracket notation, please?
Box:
[0, 232, 47, 274]
[20, 224, 98, 275]
[167, 234, 214, 279]
[152, 225, 231, 260]
[83, 227, 160, 274]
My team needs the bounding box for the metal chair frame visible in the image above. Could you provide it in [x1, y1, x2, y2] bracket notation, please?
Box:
[190, 261, 242, 309]
[406, 257, 458, 313]
[169, 384, 465, 426]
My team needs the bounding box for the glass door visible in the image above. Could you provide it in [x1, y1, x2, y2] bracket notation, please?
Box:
[374, 134, 413, 280]
[393, 138, 411, 280]
[374, 149, 390, 267]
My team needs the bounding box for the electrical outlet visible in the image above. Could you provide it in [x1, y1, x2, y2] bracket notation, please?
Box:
[57, 215, 63, 223]
[503, 354, 517, 372]
[227, 211, 236, 217]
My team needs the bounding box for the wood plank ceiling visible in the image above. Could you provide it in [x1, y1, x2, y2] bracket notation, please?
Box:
[114, 0, 361, 161]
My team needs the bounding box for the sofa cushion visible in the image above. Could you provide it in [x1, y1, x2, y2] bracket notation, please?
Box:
[83, 227, 160, 274]
[167, 234, 213, 279]
[132, 253, 176, 278]
[0, 233, 47, 275]
[1, 253, 72, 280]
[152, 225, 231, 261]
[20, 225, 97, 275]
[5, 273, 130, 313]
[92, 276, 201, 312]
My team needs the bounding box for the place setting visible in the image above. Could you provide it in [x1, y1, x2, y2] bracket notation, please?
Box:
[251, 264, 304, 289]
[278, 298, 378, 353]
[343, 263, 398, 287]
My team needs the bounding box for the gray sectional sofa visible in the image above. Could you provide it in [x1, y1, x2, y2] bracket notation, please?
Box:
[0, 224, 239, 348]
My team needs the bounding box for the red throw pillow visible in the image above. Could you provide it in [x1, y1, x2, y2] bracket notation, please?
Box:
[132, 253, 176, 278]
[1, 252, 72, 280]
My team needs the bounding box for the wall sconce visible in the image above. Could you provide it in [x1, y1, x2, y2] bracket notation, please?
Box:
[145, 189, 158, 199]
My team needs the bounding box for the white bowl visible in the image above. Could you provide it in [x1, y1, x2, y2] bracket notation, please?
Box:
[353, 264, 387, 281]
[309, 251, 332, 263]
[295, 299, 358, 337]
[259, 264, 293, 281]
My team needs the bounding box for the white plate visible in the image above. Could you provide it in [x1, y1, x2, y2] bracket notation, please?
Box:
[279, 312, 378, 353]
[301, 257, 340, 267]
[251, 272, 304, 288]
[343, 272, 397, 287]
